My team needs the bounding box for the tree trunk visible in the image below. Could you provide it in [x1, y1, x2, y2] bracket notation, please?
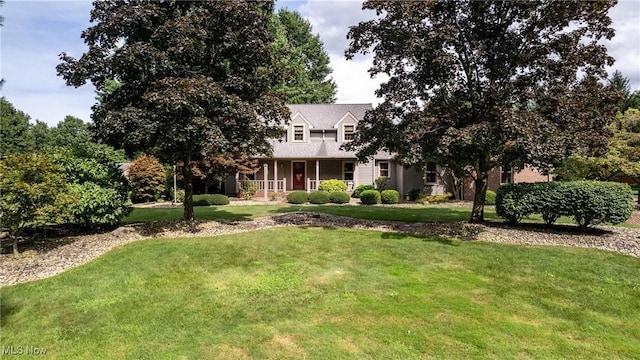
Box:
[183, 155, 194, 221]
[470, 170, 489, 223]
[12, 237, 19, 255]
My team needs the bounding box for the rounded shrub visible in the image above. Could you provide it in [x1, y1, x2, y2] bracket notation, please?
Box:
[308, 190, 330, 204]
[359, 189, 381, 205]
[193, 194, 230, 206]
[286, 191, 309, 204]
[352, 184, 375, 198]
[380, 189, 400, 204]
[318, 179, 347, 192]
[485, 190, 497, 205]
[329, 191, 350, 204]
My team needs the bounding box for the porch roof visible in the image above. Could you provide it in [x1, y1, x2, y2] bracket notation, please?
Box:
[267, 140, 394, 160]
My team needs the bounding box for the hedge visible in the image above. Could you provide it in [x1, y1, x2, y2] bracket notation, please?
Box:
[329, 191, 351, 204]
[485, 190, 497, 205]
[192, 194, 229, 206]
[381, 189, 400, 204]
[318, 179, 347, 192]
[286, 191, 309, 204]
[360, 189, 381, 205]
[308, 191, 331, 204]
[352, 184, 375, 198]
[496, 181, 634, 228]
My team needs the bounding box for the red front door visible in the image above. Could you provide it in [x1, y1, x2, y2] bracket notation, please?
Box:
[293, 162, 305, 190]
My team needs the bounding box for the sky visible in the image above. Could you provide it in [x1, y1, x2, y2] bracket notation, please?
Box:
[1, 0, 639, 127]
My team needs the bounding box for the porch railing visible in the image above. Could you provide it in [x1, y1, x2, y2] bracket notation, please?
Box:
[239, 179, 287, 192]
[308, 179, 355, 192]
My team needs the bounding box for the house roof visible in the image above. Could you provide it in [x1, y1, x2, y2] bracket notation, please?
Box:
[268, 139, 394, 160]
[286, 104, 372, 129]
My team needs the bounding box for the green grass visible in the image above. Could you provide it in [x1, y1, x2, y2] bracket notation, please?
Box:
[124, 204, 502, 223]
[124, 204, 639, 228]
[3, 228, 639, 359]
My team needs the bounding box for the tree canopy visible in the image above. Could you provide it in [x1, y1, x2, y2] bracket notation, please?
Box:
[1, 97, 35, 157]
[270, 9, 337, 104]
[58, 0, 290, 219]
[345, 0, 620, 222]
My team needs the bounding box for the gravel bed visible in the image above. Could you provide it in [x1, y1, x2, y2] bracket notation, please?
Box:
[1, 212, 639, 287]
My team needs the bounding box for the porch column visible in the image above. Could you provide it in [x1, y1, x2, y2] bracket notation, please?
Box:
[273, 159, 278, 191]
[354, 161, 358, 188]
[235, 172, 239, 194]
[315, 160, 319, 189]
[397, 163, 404, 197]
[263, 163, 268, 201]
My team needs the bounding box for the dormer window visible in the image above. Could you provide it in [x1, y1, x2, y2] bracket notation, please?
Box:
[293, 125, 305, 142]
[343, 125, 355, 141]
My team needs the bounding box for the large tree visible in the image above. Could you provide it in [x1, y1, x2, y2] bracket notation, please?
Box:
[0, 98, 35, 157]
[345, 0, 621, 222]
[270, 9, 337, 104]
[57, 0, 289, 220]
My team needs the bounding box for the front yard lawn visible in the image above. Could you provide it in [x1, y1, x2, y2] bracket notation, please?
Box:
[124, 204, 639, 228]
[124, 204, 502, 223]
[2, 227, 639, 359]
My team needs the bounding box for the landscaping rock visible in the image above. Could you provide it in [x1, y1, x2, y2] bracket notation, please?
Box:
[1, 212, 639, 287]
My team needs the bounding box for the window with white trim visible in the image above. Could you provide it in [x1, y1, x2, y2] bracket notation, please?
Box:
[425, 162, 437, 183]
[500, 167, 513, 184]
[343, 162, 354, 181]
[293, 125, 304, 142]
[343, 124, 355, 141]
[379, 162, 389, 177]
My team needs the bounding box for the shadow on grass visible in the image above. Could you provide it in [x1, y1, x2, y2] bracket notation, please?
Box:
[481, 221, 615, 236]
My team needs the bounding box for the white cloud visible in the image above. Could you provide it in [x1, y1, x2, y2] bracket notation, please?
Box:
[1, 0, 639, 129]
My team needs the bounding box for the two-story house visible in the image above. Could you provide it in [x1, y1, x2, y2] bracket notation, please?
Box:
[224, 103, 550, 200]
[225, 104, 447, 197]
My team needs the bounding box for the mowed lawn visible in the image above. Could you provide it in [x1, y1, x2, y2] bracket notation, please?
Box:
[124, 204, 639, 228]
[123, 204, 503, 223]
[2, 227, 639, 359]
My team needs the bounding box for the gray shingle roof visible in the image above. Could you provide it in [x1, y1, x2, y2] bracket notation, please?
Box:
[268, 139, 394, 160]
[287, 104, 372, 129]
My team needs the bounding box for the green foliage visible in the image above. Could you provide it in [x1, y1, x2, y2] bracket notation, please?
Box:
[58, 1, 289, 221]
[128, 154, 166, 203]
[175, 189, 185, 203]
[0, 97, 35, 156]
[554, 109, 640, 181]
[417, 193, 452, 204]
[192, 194, 230, 206]
[270, 9, 337, 103]
[329, 191, 351, 204]
[44, 146, 131, 227]
[286, 191, 309, 204]
[496, 181, 635, 228]
[345, 1, 620, 222]
[48, 115, 92, 149]
[239, 180, 259, 200]
[485, 190, 497, 205]
[352, 184, 375, 198]
[308, 191, 330, 204]
[380, 189, 400, 204]
[359, 190, 381, 205]
[317, 179, 347, 192]
[63, 182, 132, 226]
[408, 188, 424, 201]
[375, 176, 391, 191]
[0, 153, 67, 253]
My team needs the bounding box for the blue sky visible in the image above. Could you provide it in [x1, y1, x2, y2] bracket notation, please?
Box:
[1, 0, 639, 127]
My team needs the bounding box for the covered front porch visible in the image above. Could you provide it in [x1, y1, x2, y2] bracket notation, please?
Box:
[233, 158, 359, 195]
